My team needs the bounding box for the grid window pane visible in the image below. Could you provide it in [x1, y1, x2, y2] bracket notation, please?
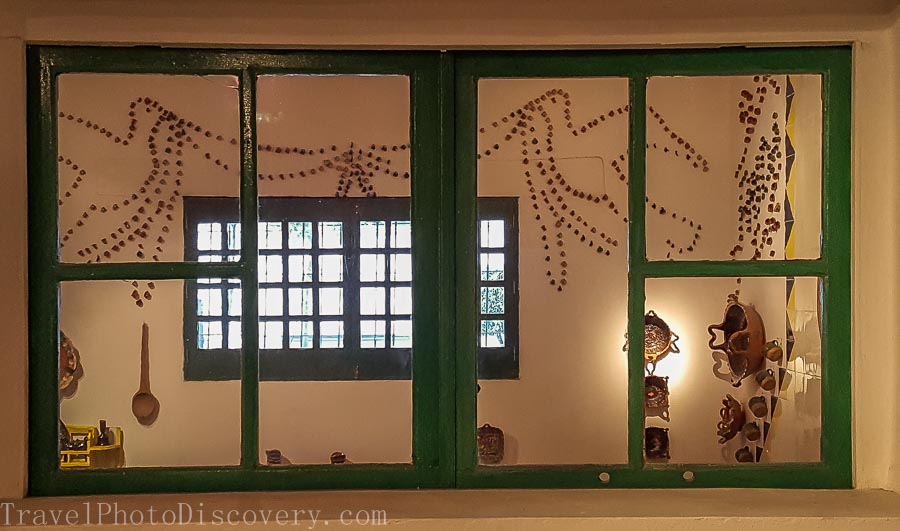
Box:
[391, 319, 412, 348]
[197, 288, 223, 316]
[288, 288, 313, 316]
[390, 253, 412, 282]
[481, 286, 505, 314]
[320, 321, 344, 349]
[288, 321, 313, 349]
[258, 255, 283, 283]
[227, 288, 242, 317]
[198, 321, 223, 350]
[360, 221, 387, 249]
[319, 287, 344, 315]
[228, 321, 242, 349]
[480, 220, 505, 248]
[318, 254, 344, 282]
[480, 319, 506, 348]
[288, 222, 313, 249]
[258, 222, 283, 250]
[259, 321, 283, 349]
[480, 252, 505, 281]
[360, 320, 386, 348]
[390, 220, 411, 248]
[360, 287, 386, 315]
[360, 253, 386, 282]
[258, 288, 284, 316]
[288, 254, 313, 283]
[390, 286, 412, 315]
[197, 222, 222, 251]
[318, 222, 343, 249]
[227, 223, 241, 251]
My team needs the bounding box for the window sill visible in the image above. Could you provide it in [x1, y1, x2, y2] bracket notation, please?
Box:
[9, 488, 900, 528]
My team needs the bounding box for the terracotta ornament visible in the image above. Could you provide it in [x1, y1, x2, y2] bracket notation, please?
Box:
[717, 394, 746, 444]
[477, 423, 505, 465]
[645, 427, 670, 460]
[58, 331, 84, 400]
[708, 297, 766, 387]
[644, 375, 670, 409]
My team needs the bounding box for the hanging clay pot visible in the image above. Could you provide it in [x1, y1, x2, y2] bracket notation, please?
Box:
[717, 394, 745, 444]
[640, 311, 680, 374]
[748, 396, 769, 418]
[742, 422, 761, 441]
[764, 339, 784, 362]
[477, 424, 505, 465]
[755, 368, 777, 391]
[708, 297, 766, 387]
[644, 375, 670, 409]
[645, 427, 670, 460]
[735, 446, 755, 463]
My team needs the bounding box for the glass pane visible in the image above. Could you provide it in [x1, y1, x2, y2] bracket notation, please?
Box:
[227, 288, 241, 316]
[197, 288, 222, 316]
[288, 288, 313, 316]
[480, 287, 505, 314]
[389, 253, 412, 282]
[361, 320, 387, 348]
[259, 321, 283, 349]
[258, 222, 283, 250]
[318, 222, 343, 249]
[390, 287, 412, 315]
[57, 74, 240, 263]
[644, 276, 822, 464]
[257, 74, 412, 465]
[360, 221, 387, 248]
[258, 288, 283, 316]
[318, 254, 344, 282]
[391, 319, 413, 348]
[360, 287, 386, 316]
[258, 254, 283, 283]
[318, 287, 344, 316]
[227, 223, 241, 250]
[360, 253, 386, 282]
[288, 321, 313, 349]
[288, 254, 313, 283]
[480, 220, 505, 248]
[390, 221, 411, 248]
[480, 252, 505, 281]
[287, 222, 312, 249]
[480, 320, 506, 348]
[477, 77, 629, 465]
[228, 321, 242, 350]
[646, 75, 822, 260]
[320, 321, 345, 349]
[59, 280, 241, 467]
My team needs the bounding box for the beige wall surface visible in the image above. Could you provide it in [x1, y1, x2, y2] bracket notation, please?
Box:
[0, 0, 898, 515]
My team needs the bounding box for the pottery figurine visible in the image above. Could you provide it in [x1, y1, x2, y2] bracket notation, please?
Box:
[764, 339, 784, 362]
[742, 422, 761, 441]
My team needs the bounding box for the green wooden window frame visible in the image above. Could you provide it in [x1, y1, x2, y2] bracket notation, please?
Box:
[27, 46, 851, 495]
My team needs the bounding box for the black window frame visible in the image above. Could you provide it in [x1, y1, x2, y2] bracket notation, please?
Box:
[183, 195, 519, 381]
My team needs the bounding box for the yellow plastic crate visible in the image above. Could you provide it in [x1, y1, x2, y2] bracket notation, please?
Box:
[60, 424, 125, 469]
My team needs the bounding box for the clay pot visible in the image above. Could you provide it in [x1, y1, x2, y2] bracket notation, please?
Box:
[755, 368, 777, 392]
[735, 446, 755, 463]
[707, 298, 766, 387]
[764, 340, 783, 362]
[742, 422, 761, 441]
[748, 396, 769, 418]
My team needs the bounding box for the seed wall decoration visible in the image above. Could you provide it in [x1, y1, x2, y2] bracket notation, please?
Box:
[57, 96, 410, 308]
[477, 88, 707, 291]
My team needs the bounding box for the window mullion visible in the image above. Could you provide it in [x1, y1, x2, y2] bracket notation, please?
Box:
[239, 69, 260, 470]
[626, 74, 648, 471]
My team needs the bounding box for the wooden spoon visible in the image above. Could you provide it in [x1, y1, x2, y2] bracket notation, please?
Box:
[132, 323, 160, 426]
